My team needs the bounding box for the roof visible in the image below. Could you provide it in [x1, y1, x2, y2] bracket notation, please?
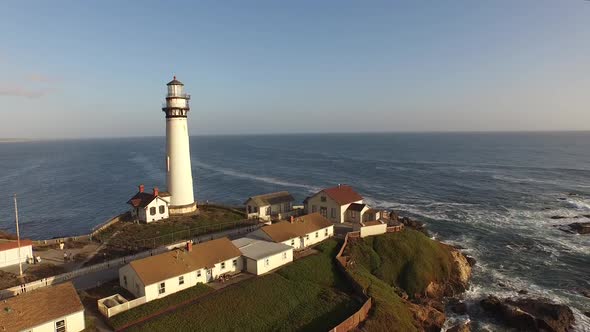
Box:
[244, 191, 294, 206]
[166, 76, 184, 86]
[0, 282, 83, 332]
[347, 203, 366, 212]
[320, 185, 363, 205]
[0, 239, 33, 252]
[260, 213, 333, 243]
[159, 191, 171, 197]
[127, 192, 159, 208]
[128, 237, 241, 286]
[232, 238, 292, 260]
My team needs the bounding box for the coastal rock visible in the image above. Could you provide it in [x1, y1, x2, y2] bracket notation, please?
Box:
[447, 321, 471, 332]
[448, 299, 468, 315]
[480, 295, 575, 332]
[569, 222, 590, 235]
[450, 250, 472, 292]
[584, 311, 590, 318]
[465, 255, 477, 267]
[399, 216, 429, 236]
[580, 289, 590, 298]
[408, 301, 445, 332]
[518, 289, 528, 295]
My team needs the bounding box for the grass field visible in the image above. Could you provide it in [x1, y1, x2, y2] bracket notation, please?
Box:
[125, 240, 360, 332]
[86, 206, 251, 265]
[346, 228, 455, 331]
[109, 284, 214, 329]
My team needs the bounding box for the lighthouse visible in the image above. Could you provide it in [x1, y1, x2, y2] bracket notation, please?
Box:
[162, 76, 197, 214]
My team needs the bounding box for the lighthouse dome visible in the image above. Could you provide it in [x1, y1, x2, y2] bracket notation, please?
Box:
[166, 76, 184, 86]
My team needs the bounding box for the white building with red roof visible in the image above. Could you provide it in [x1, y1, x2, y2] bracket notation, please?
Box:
[0, 238, 33, 268]
[304, 185, 387, 224]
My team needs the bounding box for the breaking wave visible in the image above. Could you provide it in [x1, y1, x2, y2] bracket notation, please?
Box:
[193, 159, 320, 193]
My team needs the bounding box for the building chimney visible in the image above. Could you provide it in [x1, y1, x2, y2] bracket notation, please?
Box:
[139, 184, 145, 193]
[153, 187, 159, 197]
[187, 241, 192, 252]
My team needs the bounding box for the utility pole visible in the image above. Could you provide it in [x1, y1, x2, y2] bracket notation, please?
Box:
[13, 194, 23, 278]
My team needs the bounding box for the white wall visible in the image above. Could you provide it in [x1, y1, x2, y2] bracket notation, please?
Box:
[28, 310, 85, 332]
[119, 265, 146, 299]
[360, 223, 387, 238]
[142, 197, 169, 223]
[252, 248, 293, 275]
[301, 226, 334, 248]
[306, 193, 362, 223]
[0, 244, 33, 268]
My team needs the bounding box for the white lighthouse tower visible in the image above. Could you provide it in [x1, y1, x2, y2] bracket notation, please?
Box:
[162, 76, 197, 214]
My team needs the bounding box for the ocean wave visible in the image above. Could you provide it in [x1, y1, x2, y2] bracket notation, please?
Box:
[565, 197, 590, 211]
[193, 160, 320, 193]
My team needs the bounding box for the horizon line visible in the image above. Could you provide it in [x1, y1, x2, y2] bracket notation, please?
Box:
[2, 129, 590, 142]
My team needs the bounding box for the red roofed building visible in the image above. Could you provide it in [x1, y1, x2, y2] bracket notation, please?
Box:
[304, 185, 366, 223]
[0, 238, 33, 268]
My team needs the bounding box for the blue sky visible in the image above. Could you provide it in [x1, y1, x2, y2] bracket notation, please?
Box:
[1, 1, 589, 138]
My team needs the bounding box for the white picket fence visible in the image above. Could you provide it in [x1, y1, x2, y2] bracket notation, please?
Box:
[98, 294, 147, 318]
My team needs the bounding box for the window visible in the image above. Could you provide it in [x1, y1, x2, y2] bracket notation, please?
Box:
[320, 207, 327, 218]
[55, 320, 66, 332]
[321, 196, 326, 202]
[266, 207, 271, 216]
[282, 252, 287, 260]
[123, 276, 127, 287]
[312, 205, 317, 213]
[232, 259, 237, 267]
[159, 205, 165, 214]
[221, 262, 226, 269]
[331, 208, 336, 218]
[325, 228, 329, 236]
[291, 239, 295, 246]
[264, 258, 270, 267]
[158, 282, 165, 294]
[253, 206, 258, 213]
[179, 276, 184, 285]
[315, 232, 319, 238]
[285, 202, 291, 211]
[150, 207, 156, 216]
[247, 205, 252, 214]
[197, 270, 202, 277]
[351, 210, 357, 219]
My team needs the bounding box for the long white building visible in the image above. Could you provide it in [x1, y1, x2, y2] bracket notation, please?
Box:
[119, 237, 242, 302]
[248, 213, 334, 250]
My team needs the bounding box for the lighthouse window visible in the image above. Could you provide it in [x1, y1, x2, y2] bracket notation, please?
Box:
[159, 205, 166, 214]
[150, 207, 156, 216]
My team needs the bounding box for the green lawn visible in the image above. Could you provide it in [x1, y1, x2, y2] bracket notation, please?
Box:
[125, 240, 361, 332]
[109, 284, 213, 329]
[346, 228, 456, 331]
[93, 205, 250, 251]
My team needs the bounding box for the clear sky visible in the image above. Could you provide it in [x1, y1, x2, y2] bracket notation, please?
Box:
[1, 1, 589, 138]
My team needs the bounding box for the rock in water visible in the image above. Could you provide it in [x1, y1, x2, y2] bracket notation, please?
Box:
[569, 222, 590, 234]
[447, 321, 470, 332]
[480, 295, 575, 332]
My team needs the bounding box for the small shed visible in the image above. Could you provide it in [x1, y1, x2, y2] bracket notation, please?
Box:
[232, 238, 293, 275]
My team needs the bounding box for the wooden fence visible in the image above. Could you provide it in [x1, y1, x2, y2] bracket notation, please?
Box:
[329, 225, 404, 332]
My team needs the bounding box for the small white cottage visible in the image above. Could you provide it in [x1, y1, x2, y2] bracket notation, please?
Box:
[127, 185, 170, 223]
[119, 237, 242, 302]
[0, 282, 85, 332]
[244, 191, 296, 221]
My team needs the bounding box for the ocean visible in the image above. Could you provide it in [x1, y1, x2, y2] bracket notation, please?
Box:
[0, 132, 589, 329]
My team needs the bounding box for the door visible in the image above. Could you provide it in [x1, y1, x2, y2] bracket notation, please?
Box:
[206, 268, 212, 282]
